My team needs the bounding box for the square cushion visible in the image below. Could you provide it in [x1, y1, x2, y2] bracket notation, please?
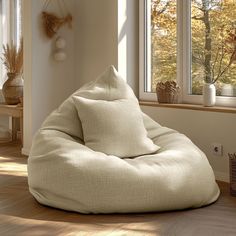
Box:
[72, 65, 159, 158]
[73, 96, 159, 158]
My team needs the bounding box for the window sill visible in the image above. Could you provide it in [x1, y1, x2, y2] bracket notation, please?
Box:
[139, 101, 236, 114]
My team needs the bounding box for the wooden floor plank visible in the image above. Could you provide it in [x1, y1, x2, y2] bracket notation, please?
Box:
[0, 144, 236, 236]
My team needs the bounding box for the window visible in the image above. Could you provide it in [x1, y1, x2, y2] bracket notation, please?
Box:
[140, 0, 236, 106]
[0, 0, 22, 88]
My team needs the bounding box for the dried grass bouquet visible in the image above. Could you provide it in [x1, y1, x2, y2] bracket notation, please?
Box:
[1, 39, 23, 75]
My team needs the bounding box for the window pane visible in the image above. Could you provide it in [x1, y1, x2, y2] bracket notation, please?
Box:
[191, 0, 236, 97]
[151, 0, 177, 92]
[0, 0, 4, 87]
[15, 0, 22, 49]
[0, 0, 22, 88]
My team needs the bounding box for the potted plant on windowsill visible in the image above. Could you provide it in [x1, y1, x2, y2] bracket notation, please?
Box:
[1, 39, 23, 105]
[203, 31, 236, 107]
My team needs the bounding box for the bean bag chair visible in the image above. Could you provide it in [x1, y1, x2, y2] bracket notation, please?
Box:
[28, 66, 220, 214]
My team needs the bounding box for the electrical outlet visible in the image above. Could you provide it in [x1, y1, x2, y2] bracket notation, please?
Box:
[211, 143, 223, 156]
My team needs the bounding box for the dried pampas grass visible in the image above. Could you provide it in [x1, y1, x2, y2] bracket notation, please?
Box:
[2, 39, 23, 75]
[42, 11, 72, 38]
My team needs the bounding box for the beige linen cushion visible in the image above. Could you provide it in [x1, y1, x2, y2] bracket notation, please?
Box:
[72, 65, 159, 158]
[73, 96, 159, 157]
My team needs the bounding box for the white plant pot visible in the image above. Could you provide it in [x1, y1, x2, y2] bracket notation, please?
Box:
[221, 84, 236, 97]
[203, 83, 216, 107]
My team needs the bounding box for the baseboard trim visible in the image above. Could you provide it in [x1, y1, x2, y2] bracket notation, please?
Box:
[214, 171, 229, 183]
[21, 147, 30, 156]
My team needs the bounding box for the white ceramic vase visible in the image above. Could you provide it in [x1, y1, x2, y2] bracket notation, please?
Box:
[203, 83, 216, 107]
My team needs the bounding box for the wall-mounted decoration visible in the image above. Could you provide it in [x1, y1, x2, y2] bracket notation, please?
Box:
[54, 36, 67, 61]
[42, 0, 72, 39]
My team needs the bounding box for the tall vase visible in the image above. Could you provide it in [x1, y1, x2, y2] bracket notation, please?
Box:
[2, 72, 24, 105]
[203, 83, 216, 107]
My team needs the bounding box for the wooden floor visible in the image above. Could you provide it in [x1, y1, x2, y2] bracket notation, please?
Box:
[1, 144, 236, 236]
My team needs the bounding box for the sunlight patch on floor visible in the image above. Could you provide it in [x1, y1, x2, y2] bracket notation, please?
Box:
[0, 157, 27, 176]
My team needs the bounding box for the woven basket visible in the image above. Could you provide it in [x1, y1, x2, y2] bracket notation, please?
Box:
[156, 81, 180, 104]
[229, 153, 236, 197]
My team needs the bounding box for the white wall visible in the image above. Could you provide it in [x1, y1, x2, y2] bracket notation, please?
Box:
[74, 0, 139, 93]
[75, 0, 118, 88]
[75, 0, 138, 95]
[118, 0, 139, 95]
[23, 0, 76, 154]
[31, 0, 76, 132]
[12, 0, 139, 151]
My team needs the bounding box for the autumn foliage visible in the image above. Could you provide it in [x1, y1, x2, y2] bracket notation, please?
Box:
[151, 0, 236, 95]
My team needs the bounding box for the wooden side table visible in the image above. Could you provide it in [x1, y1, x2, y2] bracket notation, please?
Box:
[0, 103, 23, 144]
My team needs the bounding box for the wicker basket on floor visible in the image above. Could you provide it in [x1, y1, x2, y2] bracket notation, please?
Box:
[156, 81, 180, 104]
[229, 153, 236, 197]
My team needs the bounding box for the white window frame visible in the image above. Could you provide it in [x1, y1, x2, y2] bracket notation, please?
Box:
[139, 0, 236, 107]
[0, 0, 10, 88]
[0, 0, 22, 89]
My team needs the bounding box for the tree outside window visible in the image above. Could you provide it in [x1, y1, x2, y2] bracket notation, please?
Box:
[151, 0, 236, 97]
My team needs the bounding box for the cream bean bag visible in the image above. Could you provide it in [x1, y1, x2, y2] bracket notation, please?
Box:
[28, 66, 220, 214]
